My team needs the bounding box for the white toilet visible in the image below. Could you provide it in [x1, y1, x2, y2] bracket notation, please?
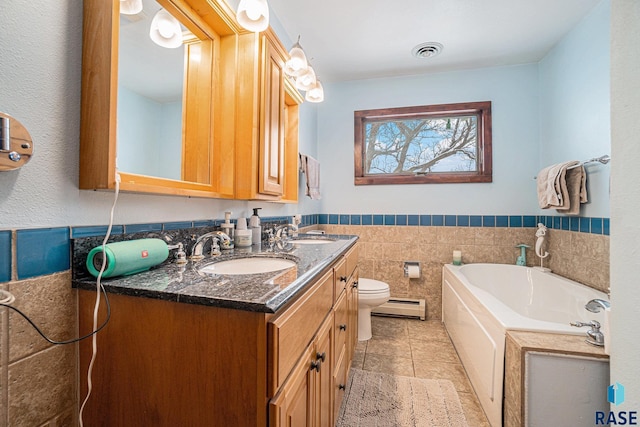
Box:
[357, 278, 391, 341]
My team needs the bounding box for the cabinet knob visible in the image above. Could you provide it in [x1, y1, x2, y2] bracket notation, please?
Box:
[339, 276, 347, 282]
[316, 352, 326, 362]
[339, 384, 346, 391]
[352, 281, 358, 289]
[310, 360, 321, 372]
[339, 324, 347, 331]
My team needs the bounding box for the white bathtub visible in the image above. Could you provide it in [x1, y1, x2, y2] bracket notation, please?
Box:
[442, 263, 608, 427]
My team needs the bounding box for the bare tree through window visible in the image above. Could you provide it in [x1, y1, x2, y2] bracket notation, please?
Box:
[355, 102, 492, 185]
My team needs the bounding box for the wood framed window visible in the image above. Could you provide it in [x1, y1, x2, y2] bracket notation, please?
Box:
[354, 101, 492, 185]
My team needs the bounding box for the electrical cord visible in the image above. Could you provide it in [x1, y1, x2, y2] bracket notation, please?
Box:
[79, 173, 121, 426]
[0, 287, 110, 345]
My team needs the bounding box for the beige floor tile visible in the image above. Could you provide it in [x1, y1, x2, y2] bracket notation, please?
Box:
[458, 391, 491, 427]
[407, 319, 452, 343]
[413, 361, 473, 394]
[370, 315, 409, 339]
[362, 352, 414, 377]
[351, 348, 365, 370]
[354, 339, 368, 353]
[410, 339, 461, 364]
[364, 336, 412, 358]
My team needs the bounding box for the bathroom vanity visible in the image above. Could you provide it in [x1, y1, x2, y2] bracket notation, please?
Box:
[75, 236, 359, 426]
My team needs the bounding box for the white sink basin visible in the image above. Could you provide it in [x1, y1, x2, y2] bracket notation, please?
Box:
[291, 238, 335, 245]
[199, 257, 296, 275]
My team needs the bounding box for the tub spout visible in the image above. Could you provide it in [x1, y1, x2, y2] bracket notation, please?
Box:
[585, 299, 610, 313]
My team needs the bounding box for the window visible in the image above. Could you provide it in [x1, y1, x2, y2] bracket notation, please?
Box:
[354, 101, 492, 185]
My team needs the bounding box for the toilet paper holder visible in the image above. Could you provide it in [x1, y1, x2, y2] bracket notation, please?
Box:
[403, 261, 421, 278]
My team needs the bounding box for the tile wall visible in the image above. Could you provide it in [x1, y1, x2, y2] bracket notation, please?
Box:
[0, 213, 608, 422]
[319, 214, 610, 319]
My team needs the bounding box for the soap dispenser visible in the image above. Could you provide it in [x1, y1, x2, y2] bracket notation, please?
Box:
[249, 208, 262, 246]
[220, 212, 235, 249]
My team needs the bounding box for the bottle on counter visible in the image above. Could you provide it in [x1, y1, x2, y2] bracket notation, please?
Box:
[235, 217, 252, 247]
[249, 208, 262, 246]
[220, 211, 235, 250]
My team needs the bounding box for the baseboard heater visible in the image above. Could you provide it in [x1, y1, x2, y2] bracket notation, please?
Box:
[371, 298, 426, 321]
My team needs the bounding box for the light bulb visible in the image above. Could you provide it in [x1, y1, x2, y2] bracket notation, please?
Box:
[236, 0, 269, 32]
[120, 0, 142, 15]
[150, 9, 183, 49]
[295, 66, 316, 91]
[305, 80, 324, 103]
[284, 44, 308, 77]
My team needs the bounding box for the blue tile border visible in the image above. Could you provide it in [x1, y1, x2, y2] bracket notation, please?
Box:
[444, 215, 456, 226]
[0, 212, 613, 282]
[164, 221, 194, 230]
[0, 231, 11, 283]
[125, 223, 163, 233]
[313, 213, 610, 235]
[71, 225, 125, 238]
[16, 227, 70, 280]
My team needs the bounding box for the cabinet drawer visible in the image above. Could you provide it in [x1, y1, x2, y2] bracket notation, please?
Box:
[333, 290, 348, 372]
[268, 269, 334, 396]
[334, 258, 347, 302]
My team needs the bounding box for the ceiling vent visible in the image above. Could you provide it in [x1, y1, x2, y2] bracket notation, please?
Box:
[411, 42, 443, 59]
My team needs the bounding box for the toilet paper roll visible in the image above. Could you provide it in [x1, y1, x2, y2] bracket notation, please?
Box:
[407, 265, 420, 278]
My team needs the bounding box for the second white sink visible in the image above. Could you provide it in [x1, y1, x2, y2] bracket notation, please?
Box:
[199, 257, 296, 275]
[291, 238, 335, 245]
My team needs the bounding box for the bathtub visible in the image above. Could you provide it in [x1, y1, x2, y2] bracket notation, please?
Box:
[442, 263, 608, 427]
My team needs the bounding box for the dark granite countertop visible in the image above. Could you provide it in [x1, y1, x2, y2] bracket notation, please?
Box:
[72, 234, 358, 313]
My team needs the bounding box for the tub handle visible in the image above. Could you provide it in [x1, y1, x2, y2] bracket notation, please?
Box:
[570, 320, 604, 346]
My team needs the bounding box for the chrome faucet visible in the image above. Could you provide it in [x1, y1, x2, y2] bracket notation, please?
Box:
[190, 231, 231, 260]
[570, 299, 610, 347]
[571, 320, 605, 346]
[273, 223, 298, 240]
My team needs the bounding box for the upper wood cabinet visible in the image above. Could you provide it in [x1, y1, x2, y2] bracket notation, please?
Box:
[235, 30, 304, 202]
[79, 0, 233, 198]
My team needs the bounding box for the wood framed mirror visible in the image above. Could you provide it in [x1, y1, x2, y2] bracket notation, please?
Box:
[80, 0, 237, 197]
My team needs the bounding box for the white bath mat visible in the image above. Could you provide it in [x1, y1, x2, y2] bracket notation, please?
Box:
[337, 368, 469, 427]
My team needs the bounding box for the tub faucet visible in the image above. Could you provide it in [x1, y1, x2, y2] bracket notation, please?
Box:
[585, 298, 610, 313]
[515, 244, 530, 266]
[570, 320, 605, 347]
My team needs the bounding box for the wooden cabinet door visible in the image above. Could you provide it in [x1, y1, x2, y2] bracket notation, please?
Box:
[270, 345, 315, 427]
[347, 269, 359, 360]
[315, 316, 334, 427]
[259, 37, 285, 196]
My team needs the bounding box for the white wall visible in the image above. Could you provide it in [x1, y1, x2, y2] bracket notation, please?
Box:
[611, 0, 640, 409]
[538, 0, 611, 218]
[0, 1, 317, 230]
[316, 64, 540, 214]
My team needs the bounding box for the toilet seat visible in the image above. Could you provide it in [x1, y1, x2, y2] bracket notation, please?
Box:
[358, 278, 389, 294]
